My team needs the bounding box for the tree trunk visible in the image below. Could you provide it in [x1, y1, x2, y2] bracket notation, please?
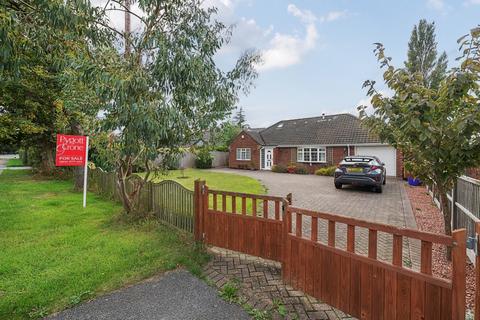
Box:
[437, 185, 453, 260]
[40, 143, 56, 173]
[117, 168, 133, 213]
[115, 156, 149, 216]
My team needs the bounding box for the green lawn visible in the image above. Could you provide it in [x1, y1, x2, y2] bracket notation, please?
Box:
[0, 170, 208, 320]
[147, 168, 266, 194]
[146, 169, 268, 214]
[6, 158, 23, 167]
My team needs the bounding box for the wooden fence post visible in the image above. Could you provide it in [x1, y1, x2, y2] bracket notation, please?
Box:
[475, 222, 480, 320]
[203, 183, 209, 243]
[194, 180, 205, 242]
[286, 193, 292, 205]
[452, 229, 467, 320]
[282, 199, 291, 281]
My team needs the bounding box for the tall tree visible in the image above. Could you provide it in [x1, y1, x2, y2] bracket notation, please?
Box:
[360, 28, 480, 247]
[233, 107, 247, 128]
[0, 0, 110, 177]
[86, 0, 260, 214]
[405, 19, 448, 89]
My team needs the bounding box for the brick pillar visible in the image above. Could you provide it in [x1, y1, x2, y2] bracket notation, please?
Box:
[396, 149, 404, 179]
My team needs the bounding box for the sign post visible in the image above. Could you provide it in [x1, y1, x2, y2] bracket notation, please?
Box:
[55, 134, 89, 207]
[82, 137, 89, 208]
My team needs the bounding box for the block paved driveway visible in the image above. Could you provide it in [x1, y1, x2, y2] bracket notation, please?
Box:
[211, 169, 420, 268]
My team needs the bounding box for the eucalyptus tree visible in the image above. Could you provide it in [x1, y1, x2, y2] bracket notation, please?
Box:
[360, 28, 480, 243]
[88, 0, 260, 214]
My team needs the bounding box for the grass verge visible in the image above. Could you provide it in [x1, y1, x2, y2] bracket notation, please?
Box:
[0, 170, 209, 320]
[5, 158, 24, 167]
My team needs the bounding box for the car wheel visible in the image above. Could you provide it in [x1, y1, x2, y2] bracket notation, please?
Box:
[375, 185, 383, 193]
[383, 175, 386, 185]
[334, 182, 342, 189]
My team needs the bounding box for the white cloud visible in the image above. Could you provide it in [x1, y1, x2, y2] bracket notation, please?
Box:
[257, 4, 319, 71]
[256, 5, 349, 71]
[320, 10, 348, 23]
[427, 0, 445, 10]
[287, 4, 317, 23]
[210, 2, 349, 72]
[464, 0, 480, 5]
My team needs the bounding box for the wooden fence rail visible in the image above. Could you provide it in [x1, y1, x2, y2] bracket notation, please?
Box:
[283, 206, 466, 320]
[194, 180, 468, 320]
[89, 169, 194, 232]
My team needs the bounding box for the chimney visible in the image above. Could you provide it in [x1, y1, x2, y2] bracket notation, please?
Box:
[322, 112, 326, 120]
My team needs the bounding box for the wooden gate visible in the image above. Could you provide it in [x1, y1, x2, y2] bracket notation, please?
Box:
[194, 180, 468, 320]
[284, 206, 466, 320]
[194, 180, 287, 261]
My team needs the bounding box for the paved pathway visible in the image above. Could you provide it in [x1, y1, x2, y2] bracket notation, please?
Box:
[46, 270, 249, 320]
[204, 247, 355, 320]
[211, 169, 421, 269]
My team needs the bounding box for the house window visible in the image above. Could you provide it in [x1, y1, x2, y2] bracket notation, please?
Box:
[236, 148, 251, 161]
[297, 146, 326, 163]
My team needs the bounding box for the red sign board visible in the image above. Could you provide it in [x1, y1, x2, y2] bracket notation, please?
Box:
[55, 134, 87, 166]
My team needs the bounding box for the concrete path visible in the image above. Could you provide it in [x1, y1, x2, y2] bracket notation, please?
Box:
[46, 270, 249, 320]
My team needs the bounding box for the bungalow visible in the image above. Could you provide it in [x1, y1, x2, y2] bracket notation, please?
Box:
[228, 113, 404, 178]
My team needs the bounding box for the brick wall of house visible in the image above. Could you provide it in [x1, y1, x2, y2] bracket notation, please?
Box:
[396, 149, 404, 179]
[274, 146, 349, 174]
[274, 147, 295, 166]
[228, 132, 261, 170]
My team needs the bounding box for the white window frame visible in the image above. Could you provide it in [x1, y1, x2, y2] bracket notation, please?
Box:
[236, 148, 251, 161]
[297, 146, 326, 163]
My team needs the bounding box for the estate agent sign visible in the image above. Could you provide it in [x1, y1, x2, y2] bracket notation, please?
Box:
[55, 134, 90, 207]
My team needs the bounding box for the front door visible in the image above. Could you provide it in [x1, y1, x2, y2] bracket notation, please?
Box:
[264, 148, 273, 170]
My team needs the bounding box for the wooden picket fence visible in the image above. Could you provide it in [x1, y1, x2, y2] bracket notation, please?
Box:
[193, 180, 471, 320]
[88, 168, 194, 232]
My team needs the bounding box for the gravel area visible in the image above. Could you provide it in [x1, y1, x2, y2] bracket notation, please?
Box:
[405, 184, 476, 311]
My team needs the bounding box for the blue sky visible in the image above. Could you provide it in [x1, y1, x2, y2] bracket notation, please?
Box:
[207, 0, 480, 128]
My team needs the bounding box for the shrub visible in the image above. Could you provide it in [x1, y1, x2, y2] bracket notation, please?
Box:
[287, 163, 296, 173]
[271, 165, 288, 173]
[195, 148, 213, 169]
[294, 166, 308, 174]
[315, 166, 336, 176]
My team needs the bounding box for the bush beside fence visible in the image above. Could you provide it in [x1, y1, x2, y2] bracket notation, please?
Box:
[88, 169, 194, 233]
